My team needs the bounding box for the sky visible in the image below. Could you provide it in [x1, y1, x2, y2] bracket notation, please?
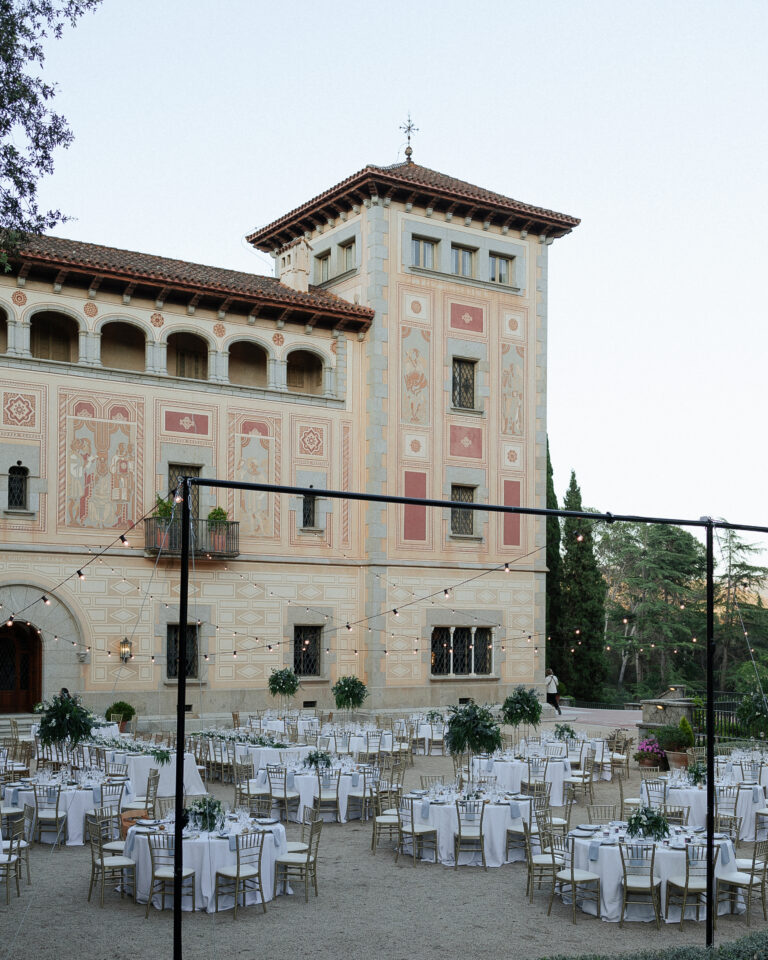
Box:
[33, 0, 768, 542]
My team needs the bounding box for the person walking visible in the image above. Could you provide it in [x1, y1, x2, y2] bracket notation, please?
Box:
[545, 668, 562, 715]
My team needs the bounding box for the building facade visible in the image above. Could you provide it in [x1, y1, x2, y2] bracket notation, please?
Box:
[0, 159, 578, 717]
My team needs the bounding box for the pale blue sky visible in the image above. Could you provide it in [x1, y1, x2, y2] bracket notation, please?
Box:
[36, 0, 768, 533]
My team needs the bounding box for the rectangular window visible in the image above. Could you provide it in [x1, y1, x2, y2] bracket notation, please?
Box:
[317, 253, 330, 283]
[168, 464, 200, 517]
[7, 467, 28, 510]
[294, 625, 322, 676]
[489, 253, 513, 284]
[166, 624, 199, 679]
[450, 485, 474, 536]
[302, 495, 316, 528]
[430, 626, 493, 676]
[451, 244, 474, 277]
[411, 237, 436, 270]
[341, 240, 355, 272]
[452, 358, 476, 409]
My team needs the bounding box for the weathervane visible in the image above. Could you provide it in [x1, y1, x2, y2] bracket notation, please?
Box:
[400, 113, 418, 163]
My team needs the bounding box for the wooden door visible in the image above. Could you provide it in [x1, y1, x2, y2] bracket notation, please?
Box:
[0, 624, 41, 713]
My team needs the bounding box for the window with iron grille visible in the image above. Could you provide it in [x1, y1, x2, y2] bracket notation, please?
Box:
[430, 626, 493, 676]
[452, 358, 475, 409]
[166, 624, 199, 679]
[450, 485, 474, 536]
[302, 495, 316, 528]
[430, 627, 451, 676]
[294, 625, 322, 676]
[7, 466, 28, 510]
[168, 464, 200, 517]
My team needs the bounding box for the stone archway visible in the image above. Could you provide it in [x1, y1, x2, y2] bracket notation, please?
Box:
[0, 621, 41, 712]
[0, 582, 84, 710]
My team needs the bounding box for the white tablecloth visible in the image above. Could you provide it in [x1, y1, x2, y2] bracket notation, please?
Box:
[571, 833, 740, 922]
[31, 722, 121, 744]
[409, 796, 533, 867]
[321, 733, 393, 757]
[233, 744, 312, 770]
[130, 824, 286, 912]
[16, 786, 96, 845]
[643, 781, 764, 841]
[116, 753, 204, 800]
[471, 758, 571, 807]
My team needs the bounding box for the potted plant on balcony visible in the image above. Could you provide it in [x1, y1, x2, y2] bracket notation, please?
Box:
[154, 494, 174, 549]
[207, 506, 228, 553]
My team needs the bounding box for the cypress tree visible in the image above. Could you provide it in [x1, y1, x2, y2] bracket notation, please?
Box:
[545, 438, 563, 659]
[560, 470, 607, 700]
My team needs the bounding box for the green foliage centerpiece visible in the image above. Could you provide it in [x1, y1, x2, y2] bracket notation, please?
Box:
[303, 750, 332, 770]
[626, 805, 670, 842]
[687, 760, 707, 787]
[553, 722, 576, 741]
[186, 796, 223, 833]
[444, 702, 501, 758]
[267, 667, 300, 716]
[149, 747, 171, 766]
[332, 675, 368, 712]
[501, 686, 542, 745]
[38, 693, 94, 746]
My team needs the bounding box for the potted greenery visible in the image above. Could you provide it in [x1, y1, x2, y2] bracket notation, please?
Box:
[626, 806, 670, 842]
[38, 693, 94, 746]
[332, 675, 368, 714]
[154, 494, 174, 548]
[105, 700, 136, 733]
[501, 686, 542, 744]
[633, 736, 666, 769]
[657, 718, 695, 769]
[267, 667, 300, 717]
[444, 702, 502, 760]
[207, 505, 228, 552]
[687, 759, 707, 788]
[553, 722, 576, 741]
[303, 750, 332, 770]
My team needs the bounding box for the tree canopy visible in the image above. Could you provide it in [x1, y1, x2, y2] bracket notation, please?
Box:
[0, 0, 102, 265]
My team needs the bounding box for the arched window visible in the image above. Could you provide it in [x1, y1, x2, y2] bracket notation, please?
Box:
[0, 308, 7, 354]
[286, 350, 323, 395]
[7, 465, 28, 511]
[30, 311, 78, 362]
[101, 321, 146, 372]
[167, 332, 208, 380]
[229, 340, 268, 387]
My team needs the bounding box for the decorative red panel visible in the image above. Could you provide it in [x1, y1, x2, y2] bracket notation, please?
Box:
[450, 303, 484, 333]
[403, 471, 427, 541]
[503, 479, 521, 546]
[449, 425, 482, 459]
[164, 411, 209, 435]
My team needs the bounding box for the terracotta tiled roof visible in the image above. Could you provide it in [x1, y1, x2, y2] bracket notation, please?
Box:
[247, 161, 579, 249]
[14, 234, 374, 320]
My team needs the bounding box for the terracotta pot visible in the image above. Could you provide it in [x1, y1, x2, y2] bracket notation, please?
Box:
[665, 750, 689, 770]
[637, 756, 660, 767]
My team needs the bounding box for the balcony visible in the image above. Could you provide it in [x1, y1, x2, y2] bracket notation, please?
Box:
[144, 517, 240, 558]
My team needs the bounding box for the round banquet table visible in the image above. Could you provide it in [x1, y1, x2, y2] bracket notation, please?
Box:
[642, 781, 764, 840]
[15, 785, 96, 845]
[404, 794, 534, 867]
[111, 753, 205, 799]
[570, 832, 742, 922]
[128, 823, 286, 912]
[248, 767, 363, 823]
[233, 743, 312, 769]
[322, 732, 393, 757]
[471, 757, 571, 807]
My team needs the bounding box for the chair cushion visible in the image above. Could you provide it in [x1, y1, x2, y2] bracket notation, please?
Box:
[103, 840, 126, 853]
[718, 871, 756, 887]
[375, 815, 398, 825]
[625, 876, 661, 890]
[0, 806, 23, 816]
[735, 858, 765, 871]
[285, 841, 309, 853]
[100, 856, 136, 868]
[532, 854, 562, 865]
[403, 824, 436, 835]
[154, 866, 194, 879]
[275, 853, 315, 866]
[668, 875, 706, 891]
[216, 865, 259, 879]
[557, 868, 600, 883]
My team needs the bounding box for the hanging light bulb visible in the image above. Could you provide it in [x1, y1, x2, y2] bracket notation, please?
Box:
[346, 622, 352, 631]
[576, 533, 584, 542]
[443, 589, 450, 599]
[393, 609, 399, 617]
[504, 563, 510, 573]
[42, 595, 50, 605]
[119, 534, 129, 546]
[77, 570, 85, 580]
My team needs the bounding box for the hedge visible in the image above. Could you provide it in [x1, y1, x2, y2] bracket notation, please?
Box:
[540, 928, 768, 960]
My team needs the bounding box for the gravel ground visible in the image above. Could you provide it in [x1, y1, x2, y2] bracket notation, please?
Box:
[0, 716, 763, 960]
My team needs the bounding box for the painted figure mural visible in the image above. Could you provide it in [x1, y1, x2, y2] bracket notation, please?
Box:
[401, 327, 430, 425]
[500, 344, 525, 436]
[234, 419, 274, 536]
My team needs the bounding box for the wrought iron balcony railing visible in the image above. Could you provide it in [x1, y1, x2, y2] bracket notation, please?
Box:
[144, 517, 240, 558]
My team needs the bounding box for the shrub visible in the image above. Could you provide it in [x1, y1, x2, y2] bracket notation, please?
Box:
[655, 723, 691, 753]
[678, 715, 695, 748]
[539, 927, 768, 960]
[105, 700, 136, 721]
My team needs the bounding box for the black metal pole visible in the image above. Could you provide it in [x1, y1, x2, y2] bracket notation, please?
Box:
[705, 520, 715, 948]
[173, 481, 190, 960]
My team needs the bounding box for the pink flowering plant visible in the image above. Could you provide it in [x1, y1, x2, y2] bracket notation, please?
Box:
[633, 736, 665, 764]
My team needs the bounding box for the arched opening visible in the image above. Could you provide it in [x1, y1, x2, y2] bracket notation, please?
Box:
[286, 349, 323, 395]
[0, 307, 7, 354]
[0, 621, 42, 712]
[101, 321, 146, 372]
[30, 310, 79, 362]
[229, 340, 268, 387]
[167, 332, 208, 380]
